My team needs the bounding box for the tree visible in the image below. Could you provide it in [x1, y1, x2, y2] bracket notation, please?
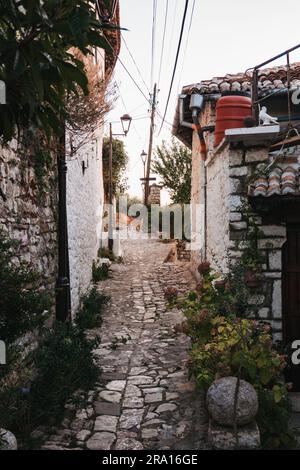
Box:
[152, 139, 192, 204]
[0, 0, 117, 142]
[102, 137, 128, 198]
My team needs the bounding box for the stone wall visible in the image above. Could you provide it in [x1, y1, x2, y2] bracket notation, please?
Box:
[189, 101, 287, 339]
[66, 48, 106, 316]
[0, 138, 58, 312]
[206, 144, 230, 273]
[66, 129, 104, 316]
[148, 184, 161, 205]
[225, 145, 286, 340]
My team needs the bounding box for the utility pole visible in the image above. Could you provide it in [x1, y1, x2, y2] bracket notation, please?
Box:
[144, 83, 157, 205]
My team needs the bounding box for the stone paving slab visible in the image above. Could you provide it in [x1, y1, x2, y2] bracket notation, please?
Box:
[40, 239, 209, 450]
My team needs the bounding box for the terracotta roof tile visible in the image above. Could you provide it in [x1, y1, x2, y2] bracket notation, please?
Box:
[249, 165, 300, 197]
[182, 62, 300, 95]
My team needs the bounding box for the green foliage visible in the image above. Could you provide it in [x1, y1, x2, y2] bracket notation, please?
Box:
[98, 246, 116, 262]
[177, 259, 296, 449]
[0, 322, 100, 443]
[0, 230, 49, 347]
[92, 261, 110, 282]
[0, 0, 117, 142]
[76, 287, 108, 330]
[152, 139, 192, 204]
[257, 386, 296, 449]
[102, 137, 129, 197]
[188, 316, 285, 389]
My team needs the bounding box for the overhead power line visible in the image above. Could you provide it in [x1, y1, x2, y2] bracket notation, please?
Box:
[104, 35, 150, 104]
[150, 0, 158, 90]
[176, 0, 196, 93]
[157, 0, 169, 89]
[121, 33, 150, 94]
[158, 0, 190, 135]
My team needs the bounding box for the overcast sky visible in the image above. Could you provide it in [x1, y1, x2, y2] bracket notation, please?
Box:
[106, 0, 300, 199]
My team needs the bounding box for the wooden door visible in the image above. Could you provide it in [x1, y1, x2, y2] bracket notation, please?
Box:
[282, 225, 300, 391]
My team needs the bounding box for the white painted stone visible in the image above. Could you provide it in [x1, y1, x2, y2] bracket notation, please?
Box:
[229, 150, 243, 167]
[229, 212, 242, 222]
[269, 251, 282, 271]
[229, 166, 248, 177]
[272, 281, 282, 318]
[229, 195, 243, 210]
[261, 225, 286, 237]
[258, 307, 270, 319]
[230, 221, 247, 231]
[258, 238, 286, 249]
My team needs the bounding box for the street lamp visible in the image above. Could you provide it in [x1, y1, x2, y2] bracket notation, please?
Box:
[140, 150, 147, 179]
[120, 114, 132, 136]
[108, 114, 132, 253]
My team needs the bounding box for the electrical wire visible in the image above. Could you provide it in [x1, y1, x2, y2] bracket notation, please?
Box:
[158, 0, 190, 135]
[176, 0, 196, 93]
[121, 33, 150, 94]
[150, 0, 158, 90]
[104, 35, 150, 104]
[157, 0, 169, 90]
[114, 80, 144, 141]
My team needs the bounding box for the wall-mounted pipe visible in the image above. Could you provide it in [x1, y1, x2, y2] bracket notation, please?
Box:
[178, 93, 207, 260]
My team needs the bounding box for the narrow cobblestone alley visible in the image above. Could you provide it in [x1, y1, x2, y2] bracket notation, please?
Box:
[42, 239, 208, 451]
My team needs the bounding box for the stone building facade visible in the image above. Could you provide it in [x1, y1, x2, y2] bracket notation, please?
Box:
[173, 62, 300, 343]
[0, 4, 121, 318]
[0, 138, 58, 309]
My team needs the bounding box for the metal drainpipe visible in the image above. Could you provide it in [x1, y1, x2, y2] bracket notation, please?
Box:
[178, 94, 207, 260]
[56, 126, 71, 322]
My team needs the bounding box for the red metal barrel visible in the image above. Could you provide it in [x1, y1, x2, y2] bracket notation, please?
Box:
[214, 95, 252, 146]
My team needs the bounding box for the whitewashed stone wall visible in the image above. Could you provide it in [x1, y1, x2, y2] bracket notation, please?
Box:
[66, 128, 104, 316]
[189, 98, 287, 338]
[0, 138, 58, 311]
[206, 144, 230, 273]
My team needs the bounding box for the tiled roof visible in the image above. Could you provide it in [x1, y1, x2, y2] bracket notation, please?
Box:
[182, 62, 300, 95]
[173, 62, 300, 147]
[248, 166, 300, 197]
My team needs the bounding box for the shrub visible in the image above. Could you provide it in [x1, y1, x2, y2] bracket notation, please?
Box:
[98, 247, 116, 262]
[178, 261, 296, 449]
[0, 230, 50, 345]
[186, 315, 295, 448]
[76, 287, 109, 330]
[92, 261, 110, 282]
[0, 322, 100, 443]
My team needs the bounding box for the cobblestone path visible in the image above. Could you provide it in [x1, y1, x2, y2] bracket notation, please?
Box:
[41, 239, 208, 450]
